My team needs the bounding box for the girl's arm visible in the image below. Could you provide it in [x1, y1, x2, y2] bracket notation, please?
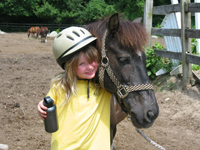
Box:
[37, 100, 47, 120]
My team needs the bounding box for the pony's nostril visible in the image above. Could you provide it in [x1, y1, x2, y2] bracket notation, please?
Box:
[147, 110, 154, 121]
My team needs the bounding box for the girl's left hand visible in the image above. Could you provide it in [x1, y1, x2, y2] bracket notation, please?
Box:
[37, 100, 47, 120]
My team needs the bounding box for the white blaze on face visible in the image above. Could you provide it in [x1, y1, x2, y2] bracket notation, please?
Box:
[136, 50, 142, 57]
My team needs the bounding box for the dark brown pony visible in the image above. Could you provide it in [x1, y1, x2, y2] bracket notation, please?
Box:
[40, 27, 48, 43]
[86, 13, 159, 146]
[27, 26, 40, 39]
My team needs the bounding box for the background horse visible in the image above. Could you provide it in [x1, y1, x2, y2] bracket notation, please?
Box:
[86, 13, 159, 145]
[40, 27, 48, 43]
[27, 26, 40, 39]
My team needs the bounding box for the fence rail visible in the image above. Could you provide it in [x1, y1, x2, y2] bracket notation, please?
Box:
[0, 23, 75, 32]
[144, 0, 200, 89]
[154, 49, 200, 66]
[152, 28, 200, 38]
[153, 3, 200, 15]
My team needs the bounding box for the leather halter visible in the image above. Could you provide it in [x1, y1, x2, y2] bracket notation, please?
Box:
[99, 29, 154, 107]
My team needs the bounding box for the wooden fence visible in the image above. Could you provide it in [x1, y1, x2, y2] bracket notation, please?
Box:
[0, 23, 75, 32]
[144, 0, 200, 89]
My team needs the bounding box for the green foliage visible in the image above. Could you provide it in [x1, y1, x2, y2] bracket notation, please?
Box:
[56, 28, 60, 33]
[192, 64, 200, 71]
[0, 0, 147, 24]
[34, 0, 116, 24]
[34, 1, 59, 18]
[152, 0, 171, 27]
[77, 0, 116, 24]
[191, 38, 197, 54]
[145, 42, 172, 79]
[160, 86, 165, 92]
[154, 23, 161, 28]
[0, 0, 172, 27]
[145, 47, 163, 79]
[0, 0, 36, 16]
[167, 82, 175, 89]
[112, 0, 145, 20]
[191, 38, 200, 72]
[152, 42, 164, 50]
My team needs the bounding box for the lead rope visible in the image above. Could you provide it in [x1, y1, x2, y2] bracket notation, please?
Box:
[135, 128, 166, 150]
[127, 115, 166, 150]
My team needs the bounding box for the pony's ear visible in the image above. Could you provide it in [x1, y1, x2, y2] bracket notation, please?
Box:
[132, 17, 142, 23]
[108, 13, 119, 35]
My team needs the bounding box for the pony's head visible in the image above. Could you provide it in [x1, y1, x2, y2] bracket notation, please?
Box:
[86, 13, 159, 128]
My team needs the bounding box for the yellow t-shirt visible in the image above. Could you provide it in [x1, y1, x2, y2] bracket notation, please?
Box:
[47, 80, 111, 150]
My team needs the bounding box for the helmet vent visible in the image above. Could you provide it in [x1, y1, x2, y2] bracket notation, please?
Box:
[72, 31, 80, 37]
[56, 34, 62, 39]
[66, 36, 74, 41]
[80, 29, 85, 34]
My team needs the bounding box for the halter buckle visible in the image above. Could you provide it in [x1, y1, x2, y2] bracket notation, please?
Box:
[117, 85, 129, 99]
[101, 56, 109, 68]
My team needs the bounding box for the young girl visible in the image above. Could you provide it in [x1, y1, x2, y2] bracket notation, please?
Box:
[37, 26, 112, 150]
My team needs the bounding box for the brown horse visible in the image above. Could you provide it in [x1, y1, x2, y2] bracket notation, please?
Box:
[86, 13, 159, 147]
[27, 26, 40, 39]
[40, 27, 48, 43]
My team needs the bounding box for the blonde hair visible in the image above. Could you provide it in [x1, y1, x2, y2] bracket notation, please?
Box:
[51, 45, 99, 105]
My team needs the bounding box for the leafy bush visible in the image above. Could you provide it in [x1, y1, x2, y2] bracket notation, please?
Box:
[145, 47, 162, 79]
[145, 42, 172, 79]
[191, 38, 197, 54]
[191, 38, 200, 71]
[145, 39, 200, 79]
[192, 64, 200, 71]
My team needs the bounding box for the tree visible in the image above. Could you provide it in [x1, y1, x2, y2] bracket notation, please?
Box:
[34, 1, 59, 20]
[78, 0, 116, 24]
[114, 0, 145, 21]
[0, 0, 171, 25]
[0, 0, 38, 16]
[53, 0, 116, 24]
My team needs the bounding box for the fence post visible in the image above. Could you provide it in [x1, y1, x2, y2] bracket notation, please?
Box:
[144, 0, 153, 47]
[181, 0, 192, 90]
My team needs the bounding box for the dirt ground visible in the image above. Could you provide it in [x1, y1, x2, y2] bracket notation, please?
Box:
[0, 32, 200, 150]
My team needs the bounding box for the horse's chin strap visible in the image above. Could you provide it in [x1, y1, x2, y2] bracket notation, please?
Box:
[99, 29, 154, 104]
[116, 96, 129, 114]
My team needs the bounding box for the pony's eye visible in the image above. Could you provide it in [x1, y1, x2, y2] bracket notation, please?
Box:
[119, 57, 130, 65]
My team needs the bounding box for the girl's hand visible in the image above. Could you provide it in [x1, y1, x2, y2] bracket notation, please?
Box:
[37, 100, 47, 120]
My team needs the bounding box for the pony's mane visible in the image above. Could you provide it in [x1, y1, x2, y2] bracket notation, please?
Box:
[86, 15, 148, 52]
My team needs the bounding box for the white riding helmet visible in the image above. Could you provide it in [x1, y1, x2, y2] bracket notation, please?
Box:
[52, 26, 97, 69]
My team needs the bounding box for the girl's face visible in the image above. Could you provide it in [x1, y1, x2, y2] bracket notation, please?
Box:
[75, 53, 98, 79]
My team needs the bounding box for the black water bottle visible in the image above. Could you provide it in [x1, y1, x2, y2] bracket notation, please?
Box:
[43, 96, 58, 133]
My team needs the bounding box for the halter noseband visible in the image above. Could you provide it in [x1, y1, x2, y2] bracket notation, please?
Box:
[99, 30, 154, 112]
